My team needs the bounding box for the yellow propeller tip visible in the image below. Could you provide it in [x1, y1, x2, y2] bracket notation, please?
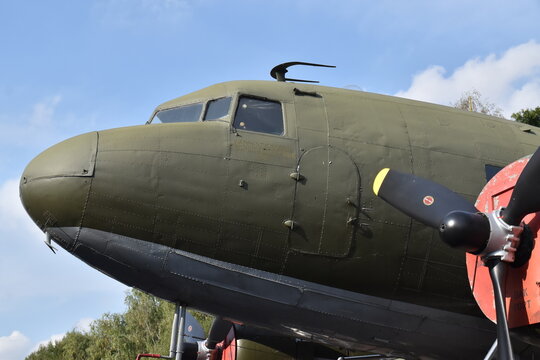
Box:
[373, 168, 390, 196]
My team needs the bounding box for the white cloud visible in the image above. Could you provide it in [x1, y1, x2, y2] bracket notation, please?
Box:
[0, 95, 66, 154]
[0, 330, 68, 360]
[0, 331, 31, 360]
[30, 95, 62, 127]
[396, 40, 540, 117]
[27, 318, 94, 356]
[75, 318, 94, 333]
[30, 333, 66, 354]
[508, 79, 540, 113]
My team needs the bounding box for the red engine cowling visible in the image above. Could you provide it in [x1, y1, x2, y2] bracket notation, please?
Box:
[470, 155, 540, 328]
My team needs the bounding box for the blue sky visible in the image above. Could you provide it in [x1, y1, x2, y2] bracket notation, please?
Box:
[1, 0, 540, 358]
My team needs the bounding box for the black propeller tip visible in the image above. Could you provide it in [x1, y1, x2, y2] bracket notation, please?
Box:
[501, 147, 540, 226]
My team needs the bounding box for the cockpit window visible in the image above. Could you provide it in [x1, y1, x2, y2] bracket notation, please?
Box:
[204, 97, 232, 121]
[233, 97, 283, 135]
[152, 103, 203, 123]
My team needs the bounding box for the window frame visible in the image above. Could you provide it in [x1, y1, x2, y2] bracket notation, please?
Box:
[231, 94, 286, 137]
[147, 100, 205, 124]
[203, 96, 233, 122]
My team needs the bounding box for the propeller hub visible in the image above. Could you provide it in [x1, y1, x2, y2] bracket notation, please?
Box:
[481, 209, 523, 263]
[439, 211, 490, 254]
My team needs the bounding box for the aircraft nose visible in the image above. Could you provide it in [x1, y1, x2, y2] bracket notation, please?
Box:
[20, 132, 98, 250]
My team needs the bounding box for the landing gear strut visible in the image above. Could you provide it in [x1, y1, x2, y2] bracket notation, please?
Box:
[136, 304, 187, 360]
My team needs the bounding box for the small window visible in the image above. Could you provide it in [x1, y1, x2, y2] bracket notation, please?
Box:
[233, 97, 283, 135]
[204, 97, 232, 121]
[485, 164, 503, 182]
[152, 103, 203, 123]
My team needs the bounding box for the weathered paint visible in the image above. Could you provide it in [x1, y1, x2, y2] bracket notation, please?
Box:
[472, 155, 540, 328]
[19, 80, 540, 357]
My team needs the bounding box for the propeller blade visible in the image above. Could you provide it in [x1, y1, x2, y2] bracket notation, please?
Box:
[502, 147, 540, 226]
[206, 317, 232, 350]
[373, 168, 477, 228]
[486, 258, 514, 360]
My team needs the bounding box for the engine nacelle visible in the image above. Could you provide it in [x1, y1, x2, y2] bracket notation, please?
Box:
[470, 155, 540, 329]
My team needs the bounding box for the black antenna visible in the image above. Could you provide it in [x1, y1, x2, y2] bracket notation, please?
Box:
[270, 62, 336, 83]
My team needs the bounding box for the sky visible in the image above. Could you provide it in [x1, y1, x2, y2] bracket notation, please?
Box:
[1, 0, 540, 359]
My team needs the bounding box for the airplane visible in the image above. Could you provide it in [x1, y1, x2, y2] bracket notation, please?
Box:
[19, 62, 540, 359]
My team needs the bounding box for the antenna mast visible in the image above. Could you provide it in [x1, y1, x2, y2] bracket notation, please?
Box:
[270, 62, 335, 83]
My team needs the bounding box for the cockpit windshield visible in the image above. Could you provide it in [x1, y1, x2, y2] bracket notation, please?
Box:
[204, 97, 232, 121]
[149, 96, 234, 124]
[151, 103, 203, 124]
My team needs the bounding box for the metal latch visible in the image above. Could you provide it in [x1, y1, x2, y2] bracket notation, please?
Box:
[283, 220, 297, 230]
[290, 172, 304, 181]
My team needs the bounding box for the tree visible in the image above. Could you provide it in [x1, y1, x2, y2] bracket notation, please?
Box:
[26, 341, 65, 360]
[452, 89, 504, 118]
[511, 106, 540, 127]
[60, 331, 92, 360]
[26, 289, 213, 360]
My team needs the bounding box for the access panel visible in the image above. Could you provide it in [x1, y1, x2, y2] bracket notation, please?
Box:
[290, 146, 360, 257]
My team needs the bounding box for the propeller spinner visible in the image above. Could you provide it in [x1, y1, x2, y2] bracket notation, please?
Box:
[373, 147, 540, 360]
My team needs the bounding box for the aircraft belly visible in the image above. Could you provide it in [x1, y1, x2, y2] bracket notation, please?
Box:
[46, 226, 498, 359]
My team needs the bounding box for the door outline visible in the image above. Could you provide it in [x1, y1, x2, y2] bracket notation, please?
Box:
[289, 145, 360, 257]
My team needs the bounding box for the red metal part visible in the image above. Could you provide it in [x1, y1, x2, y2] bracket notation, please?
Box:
[470, 155, 540, 328]
[221, 336, 237, 360]
[136, 354, 166, 360]
[217, 326, 237, 360]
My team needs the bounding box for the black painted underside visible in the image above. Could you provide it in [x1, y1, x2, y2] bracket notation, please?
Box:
[48, 226, 535, 359]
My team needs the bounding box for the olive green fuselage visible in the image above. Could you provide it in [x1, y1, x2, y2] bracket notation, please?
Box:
[24, 81, 540, 317]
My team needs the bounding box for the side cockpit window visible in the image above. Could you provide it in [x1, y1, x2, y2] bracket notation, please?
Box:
[152, 103, 203, 123]
[233, 96, 283, 135]
[204, 97, 232, 121]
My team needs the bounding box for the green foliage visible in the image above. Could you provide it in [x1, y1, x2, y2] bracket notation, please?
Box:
[452, 89, 504, 118]
[26, 341, 64, 360]
[26, 289, 213, 360]
[511, 106, 540, 127]
[25, 330, 93, 360]
[61, 331, 92, 360]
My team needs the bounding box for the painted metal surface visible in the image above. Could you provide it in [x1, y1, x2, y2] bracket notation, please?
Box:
[472, 155, 540, 328]
[219, 328, 237, 360]
[290, 146, 359, 257]
[19, 79, 540, 357]
[46, 226, 497, 359]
